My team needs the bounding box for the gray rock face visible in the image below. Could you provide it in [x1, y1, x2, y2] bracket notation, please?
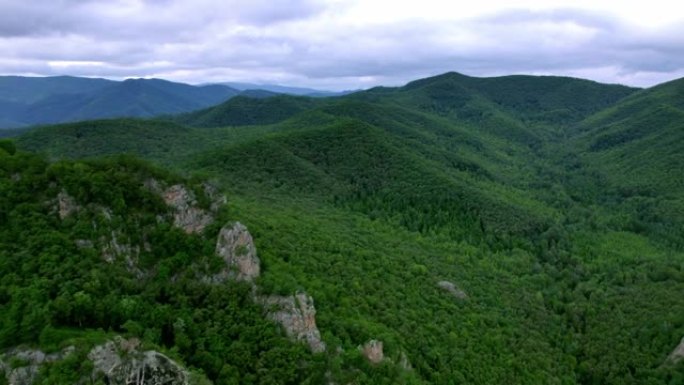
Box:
[1, 346, 74, 385]
[0, 339, 189, 385]
[213, 222, 260, 282]
[361, 340, 384, 364]
[99, 231, 144, 278]
[89, 337, 189, 385]
[202, 182, 228, 212]
[209, 222, 326, 353]
[147, 179, 226, 234]
[101, 231, 138, 263]
[264, 293, 326, 353]
[162, 184, 214, 234]
[437, 281, 467, 299]
[668, 336, 684, 363]
[57, 189, 79, 219]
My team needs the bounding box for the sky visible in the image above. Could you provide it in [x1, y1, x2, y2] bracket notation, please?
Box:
[1, 0, 683, 90]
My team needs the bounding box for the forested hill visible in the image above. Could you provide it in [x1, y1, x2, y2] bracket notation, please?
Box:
[375, 72, 637, 124]
[4, 72, 684, 385]
[175, 72, 638, 132]
[0, 76, 252, 128]
[0, 142, 330, 384]
[176, 94, 322, 128]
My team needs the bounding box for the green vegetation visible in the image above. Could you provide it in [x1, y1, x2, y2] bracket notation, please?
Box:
[0, 150, 324, 384]
[6, 72, 684, 384]
[176, 94, 323, 128]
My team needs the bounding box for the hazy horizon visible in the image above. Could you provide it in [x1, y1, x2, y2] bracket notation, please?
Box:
[0, 69, 661, 92]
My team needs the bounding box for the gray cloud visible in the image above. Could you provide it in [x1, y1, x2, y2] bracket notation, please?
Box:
[0, 1, 683, 89]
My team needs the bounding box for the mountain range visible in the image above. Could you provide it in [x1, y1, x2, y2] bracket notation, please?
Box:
[3, 71, 684, 384]
[0, 76, 347, 129]
[218, 81, 355, 97]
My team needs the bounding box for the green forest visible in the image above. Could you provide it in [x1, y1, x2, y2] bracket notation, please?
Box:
[2, 72, 684, 384]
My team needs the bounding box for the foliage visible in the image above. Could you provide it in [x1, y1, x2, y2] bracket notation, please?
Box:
[5, 71, 684, 384]
[0, 152, 324, 384]
[176, 95, 322, 128]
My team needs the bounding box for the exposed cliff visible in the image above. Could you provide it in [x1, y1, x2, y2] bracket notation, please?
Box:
[263, 293, 326, 353]
[207, 222, 326, 353]
[0, 337, 192, 385]
[146, 179, 226, 234]
[212, 222, 261, 282]
[89, 337, 190, 385]
[0, 347, 74, 385]
[56, 189, 79, 219]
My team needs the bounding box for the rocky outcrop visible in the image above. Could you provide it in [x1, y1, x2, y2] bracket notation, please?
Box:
[202, 182, 228, 212]
[264, 293, 326, 353]
[212, 222, 260, 282]
[89, 337, 189, 385]
[101, 231, 138, 263]
[100, 231, 144, 278]
[208, 222, 325, 353]
[0, 338, 190, 385]
[162, 184, 215, 234]
[399, 352, 412, 370]
[75, 239, 94, 249]
[361, 340, 384, 364]
[57, 189, 79, 219]
[437, 281, 467, 299]
[668, 337, 684, 363]
[0, 346, 74, 385]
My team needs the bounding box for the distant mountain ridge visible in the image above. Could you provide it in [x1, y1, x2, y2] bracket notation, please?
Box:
[218, 81, 355, 97]
[179, 72, 638, 135]
[0, 76, 343, 129]
[0, 72, 636, 130]
[0, 76, 246, 128]
[0, 75, 114, 104]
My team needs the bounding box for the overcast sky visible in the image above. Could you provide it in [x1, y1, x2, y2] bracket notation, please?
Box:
[1, 0, 683, 90]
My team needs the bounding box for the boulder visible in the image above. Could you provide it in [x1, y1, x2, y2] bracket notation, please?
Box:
[437, 280, 467, 299]
[361, 340, 384, 364]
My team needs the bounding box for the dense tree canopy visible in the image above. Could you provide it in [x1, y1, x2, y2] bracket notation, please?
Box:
[4, 72, 684, 384]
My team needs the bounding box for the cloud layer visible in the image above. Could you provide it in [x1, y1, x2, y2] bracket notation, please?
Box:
[1, 0, 683, 89]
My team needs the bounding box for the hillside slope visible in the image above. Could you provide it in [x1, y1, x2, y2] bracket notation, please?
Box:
[565, 77, 684, 247]
[350, 72, 637, 142]
[0, 146, 335, 384]
[9, 72, 684, 385]
[177, 94, 323, 127]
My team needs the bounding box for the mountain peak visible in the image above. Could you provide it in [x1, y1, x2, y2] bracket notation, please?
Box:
[402, 71, 472, 89]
